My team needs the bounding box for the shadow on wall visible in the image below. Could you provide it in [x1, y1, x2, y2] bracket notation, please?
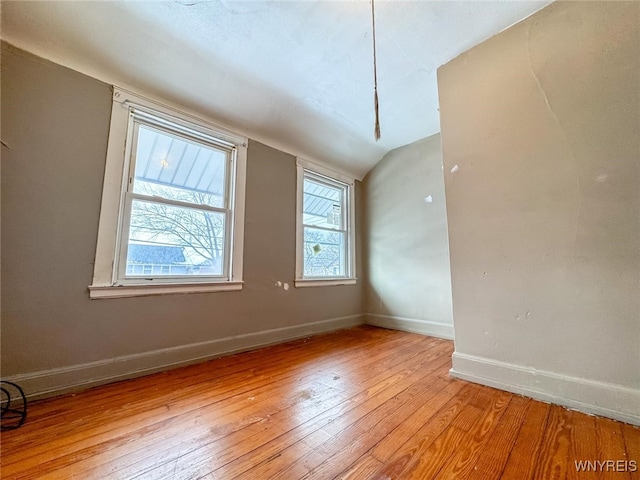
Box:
[362, 134, 454, 340]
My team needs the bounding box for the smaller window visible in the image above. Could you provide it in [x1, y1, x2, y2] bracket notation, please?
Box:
[295, 158, 356, 287]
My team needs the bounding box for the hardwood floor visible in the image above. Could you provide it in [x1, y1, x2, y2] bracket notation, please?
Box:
[1, 326, 638, 479]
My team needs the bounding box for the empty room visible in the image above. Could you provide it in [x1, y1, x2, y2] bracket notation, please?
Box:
[1, 1, 638, 479]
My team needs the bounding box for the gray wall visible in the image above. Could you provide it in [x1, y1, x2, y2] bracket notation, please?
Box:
[438, 1, 639, 423]
[363, 134, 453, 339]
[1, 43, 363, 396]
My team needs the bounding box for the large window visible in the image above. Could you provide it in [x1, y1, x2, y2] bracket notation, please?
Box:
[89, 88, 247, 298]
[295, 158, 356, 287]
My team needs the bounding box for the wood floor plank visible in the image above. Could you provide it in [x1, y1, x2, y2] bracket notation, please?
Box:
[368, 381, 477, 465]
[401, 425, 470, 479]
[596, 416, 633, 480]
[463, 397, 532, 479]
[334, 454, 385, 480]
[0, 325, 636, 480]
[500, 399, 551, 480]
[366, 387, 486, 479]
[435, 393, 528, 480]
[621, 423, 640, 479]
[356, 381, 464, 465]
[566, 412, 598, 480]
[532, 405, 573, 480]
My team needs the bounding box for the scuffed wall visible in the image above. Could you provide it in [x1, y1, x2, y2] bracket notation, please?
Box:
[438, 1, 639, 423]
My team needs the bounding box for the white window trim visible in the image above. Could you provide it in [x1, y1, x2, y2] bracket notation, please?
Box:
[295, 157, 357, 288]
[89, 87, 247, 299]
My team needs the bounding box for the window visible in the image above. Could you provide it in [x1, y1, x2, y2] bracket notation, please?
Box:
[295, 158, 356, 287]
[89, 88, 247, 298]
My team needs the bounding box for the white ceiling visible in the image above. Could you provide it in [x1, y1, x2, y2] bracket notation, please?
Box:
[1, 0, 551, 178]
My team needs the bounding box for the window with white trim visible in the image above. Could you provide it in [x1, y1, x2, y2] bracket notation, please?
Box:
[295, 158, 356, 287]
[89, 88, 247, 298]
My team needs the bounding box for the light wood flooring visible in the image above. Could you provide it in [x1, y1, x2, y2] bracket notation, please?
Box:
[1, 326, 638, 479]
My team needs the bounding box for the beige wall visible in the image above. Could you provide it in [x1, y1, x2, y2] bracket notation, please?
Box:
[438, 1, 639, 423]
[0, 43, 363, 397]
[363, 134, 453, 338]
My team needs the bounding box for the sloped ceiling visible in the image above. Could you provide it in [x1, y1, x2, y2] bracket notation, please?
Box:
[1, 0, 551, 178]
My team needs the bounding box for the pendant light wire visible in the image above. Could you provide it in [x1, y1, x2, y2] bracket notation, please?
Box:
[371, 0, 381, 141]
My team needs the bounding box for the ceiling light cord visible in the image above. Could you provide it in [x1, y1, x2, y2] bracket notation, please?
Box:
[371, 0, 381, 141]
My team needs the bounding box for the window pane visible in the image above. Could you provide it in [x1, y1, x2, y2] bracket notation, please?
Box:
[132, 124, 228, 208]
[126, 199, 226, 277]
[303, 177, 343, 230]
[303, 226, 346, 277]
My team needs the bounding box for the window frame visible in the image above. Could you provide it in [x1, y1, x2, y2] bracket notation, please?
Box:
[295, 157, 357, 288]
[89, 87, 247, 299]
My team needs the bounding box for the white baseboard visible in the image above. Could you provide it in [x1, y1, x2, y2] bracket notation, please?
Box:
[365, 313, 454, 340]
[451, 351, 640, 426]
[4, 314, 364, 401]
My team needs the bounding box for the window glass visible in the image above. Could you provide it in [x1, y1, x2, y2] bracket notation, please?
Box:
[126, 199, 226, 277]
[121, 120, 231, 280]
[132, 124, 227, 208]
[303, 177, 343, 230]
[303, 226, 346, 277]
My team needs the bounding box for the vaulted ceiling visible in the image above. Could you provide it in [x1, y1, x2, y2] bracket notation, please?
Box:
[1, 0, 551, 178]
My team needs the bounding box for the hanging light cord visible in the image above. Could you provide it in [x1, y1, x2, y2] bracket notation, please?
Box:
[371, 0, 381, 141]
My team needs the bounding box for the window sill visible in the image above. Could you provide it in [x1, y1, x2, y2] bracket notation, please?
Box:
[294, 278, 357, 288]
[88, 281, 243, 299]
